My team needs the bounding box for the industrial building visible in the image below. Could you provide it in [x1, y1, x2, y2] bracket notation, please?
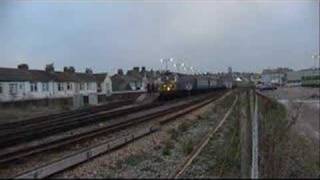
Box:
[286, 68, 320, 87]
[261, 68, 293, 86]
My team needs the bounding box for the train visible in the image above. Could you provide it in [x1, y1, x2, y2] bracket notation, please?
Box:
[158, 72, 231, 99]
[301, 75, 320, 87]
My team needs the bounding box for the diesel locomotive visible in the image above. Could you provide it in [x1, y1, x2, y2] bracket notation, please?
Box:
[158, 72, 228, 99]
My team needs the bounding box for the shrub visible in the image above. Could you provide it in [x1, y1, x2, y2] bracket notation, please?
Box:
[178, 121, 190, 132]
[162, 147, 171, 156]
[125, 154, 144, 166]
[162, 138, 174, 156]
[164, 138, 175, 149]
[182, 139, 194, 155]
[167, 128, 179, 141]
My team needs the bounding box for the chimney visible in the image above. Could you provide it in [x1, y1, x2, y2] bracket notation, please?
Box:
[117, 69, 124, 76]
[85, 68, 93, 74]
[141, 66, 146, 73]
[45, 63, 55, 73]
[17, 64, 29, 70]
[69, 66, 75, 73]
[133, 67, 139, 73]
[64, 66, 76, 73]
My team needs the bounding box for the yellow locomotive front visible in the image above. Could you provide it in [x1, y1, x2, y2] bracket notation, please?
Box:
[159, 80, 176, 93]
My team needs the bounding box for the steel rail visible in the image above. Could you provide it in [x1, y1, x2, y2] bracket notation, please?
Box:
[14, 92, 225, 179]
[0, 92, 224, 164]
[0, 99, 134, 131]
[0, 102, 163, 147]
[173, 94, 238, 178]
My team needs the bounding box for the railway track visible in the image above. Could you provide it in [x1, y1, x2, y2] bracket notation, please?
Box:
[14, 91, 228, 179]
[173, 95, 238, 178]
[0, 100, 162, 147]
[0, 99, 135, 132]
[0, 92, 226, 165]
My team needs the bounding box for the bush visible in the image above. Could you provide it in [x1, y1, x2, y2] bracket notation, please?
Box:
[197, 114, 204, 119]
[167, 128, 179, 141]
[178, 121, 190, 132]
[162, 138, 174, 156]
[182, 139, 194, 155]
[162, 147, 171, 156]
[125, 154, 144, 166]
[164, 138, 175, 149]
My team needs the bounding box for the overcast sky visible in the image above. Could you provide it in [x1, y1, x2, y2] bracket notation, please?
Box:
[0, 0, 318, 74]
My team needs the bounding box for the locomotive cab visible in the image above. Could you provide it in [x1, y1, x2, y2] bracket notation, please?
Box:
[159, 80, 176, 92]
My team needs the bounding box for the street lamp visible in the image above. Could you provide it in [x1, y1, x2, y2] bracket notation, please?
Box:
[189, 66, 194, 74]
[174, 62, 184, 74]
[312, 54, 320, 69]
[311, 54, 320, 80]
[160, 58, 174, 71]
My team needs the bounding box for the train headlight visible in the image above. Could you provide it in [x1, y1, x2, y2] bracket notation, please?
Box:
[167, 87, 171, 91]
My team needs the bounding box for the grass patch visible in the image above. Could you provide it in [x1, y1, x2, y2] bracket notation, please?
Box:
[124, 154, 146, 167]
[178, 121, 193, 132]
[162, 147, 171, 156]
[258, 94, 319, 178]
[182, 139, 194, 155]
[182, 102, 241, 178]
[167, 128, 180, 141]
[215, 108, 241, 177]
[162, 138, 174, 156]
[97, 169, 116, 178]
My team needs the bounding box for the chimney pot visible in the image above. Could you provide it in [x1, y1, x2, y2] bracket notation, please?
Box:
[17, 64, 29, 70]
[85, 68, 93, 74]
[45, 64, 55, 73]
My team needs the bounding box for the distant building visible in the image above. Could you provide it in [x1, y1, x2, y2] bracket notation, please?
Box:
[228, 67, 232, 75]
[286, 68, 320, 87]
[261, 68, 293, 86]
[0, 64, 109, 102]
[93, 73, 112, 96]
[224, 67, 233, 89]
[261, 72, 284, 85]
[111, 73, 130, 91]
[111, 67, 147, 92]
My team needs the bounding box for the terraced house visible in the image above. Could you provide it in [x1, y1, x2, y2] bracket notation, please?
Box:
[0, 64, 111, 102]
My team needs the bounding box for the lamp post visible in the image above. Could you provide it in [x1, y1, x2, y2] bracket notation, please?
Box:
[174, 62, 184, 74]
[189, 66, 194, 74]
[312, 54, 320, 82]
[160, 58, 173, 72]
[312, 54, 320, 70]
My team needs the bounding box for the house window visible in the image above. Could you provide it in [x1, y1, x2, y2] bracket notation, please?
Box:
[30, 83, 38, 92]
[19, 84, 23, 90]
[106, 83, 111, 94]
[80, 83, 84, 90]
[58, 83, 64, 91]
[97, 83, 102, 92]
[87, 82, 90, 90]
[0, 83, 3, 94]
[90, 82, 95, 90]
[9, 83, 18, 95]
[67, 82, 72, 90]
[42, 82, 49, 92]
